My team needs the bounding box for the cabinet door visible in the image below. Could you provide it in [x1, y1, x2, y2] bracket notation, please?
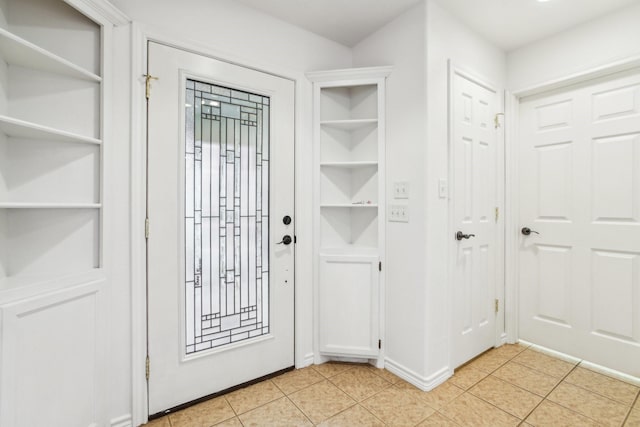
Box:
[319, 254, 379, 357]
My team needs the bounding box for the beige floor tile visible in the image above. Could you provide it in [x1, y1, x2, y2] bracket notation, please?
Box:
[225, 380, 284, 415]
[272, 366, 325, 395]
[318, 404, 385, 426]
[288, 379, 356, 424]
[513, 349, 576, 379]
[312, 362, 355, 378]
[396, 379, 464, 410]
[238, 396, 312, 426]
[365, 365, 404, 384]
[564, 367, 639, 405]
[418, 412, 461, 426]
[525, 400, 600, 427]
[362, 386, 435, 426]
[548, 382, 629, 426]
[626, 408, 640, 426]
[449, 365, 489, 390]
[469, 375, 542, 419]
[440, 393, 520, 427]
[490, 343, 530, 359]
[169, 396, 236, 427]
[466, 350, 512, 374]
[143, 417, 170, 427]
[214, 417, 243, 426]
[330, 367, 392, 401]
[493, 361, 560, 396]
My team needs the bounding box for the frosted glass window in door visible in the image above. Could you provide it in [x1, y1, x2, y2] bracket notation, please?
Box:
[184, 79, 270, 354]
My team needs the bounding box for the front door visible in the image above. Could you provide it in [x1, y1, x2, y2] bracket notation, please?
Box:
[518, 69, 640, 376]
[146, 42, 295, 414]
[450, 66, 500, 367]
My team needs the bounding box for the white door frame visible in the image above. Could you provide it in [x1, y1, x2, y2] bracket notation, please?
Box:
[503, 55, 640, 344]
[129, 24, 311, 425]
[447, 60, 507, 369]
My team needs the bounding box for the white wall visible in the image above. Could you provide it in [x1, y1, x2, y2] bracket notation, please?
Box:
[352, 1, 430, 384]
[508, 2, 640, 91]
[424, 0, 506, 380]
[106, 0, 352, 423]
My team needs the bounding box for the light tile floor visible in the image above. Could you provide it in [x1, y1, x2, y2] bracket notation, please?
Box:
[144, 343, 640, 426]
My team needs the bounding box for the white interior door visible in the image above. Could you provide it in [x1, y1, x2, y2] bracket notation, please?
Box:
[147, 42, 295, 414]
[518, 69, 640, 377]
[451, 67, 499, 368]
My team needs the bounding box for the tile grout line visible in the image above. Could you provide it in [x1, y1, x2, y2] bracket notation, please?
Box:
[621, 389, 640, 426]
[282, 393, 316, 426]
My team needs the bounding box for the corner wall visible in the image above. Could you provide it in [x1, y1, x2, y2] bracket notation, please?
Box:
[508, 2, 640, 91]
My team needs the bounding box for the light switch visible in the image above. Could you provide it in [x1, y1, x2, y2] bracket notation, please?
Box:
[393, 181, 409, 199]
[389, 204, 409, 222]
[438, 179, 448, 199]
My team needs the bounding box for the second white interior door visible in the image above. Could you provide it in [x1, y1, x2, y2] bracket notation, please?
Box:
[518, 69, 640, 377]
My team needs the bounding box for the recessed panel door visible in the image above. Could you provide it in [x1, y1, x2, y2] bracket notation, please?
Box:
[146, 42, 295, 414]
[518, 70, 640, 376]
[451, 69, 499, 367]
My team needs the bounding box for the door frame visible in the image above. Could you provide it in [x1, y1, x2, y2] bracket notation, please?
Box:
[447, 60, 506, 369]
[129, 24, 309, 425]
[503, 55, 640, 344]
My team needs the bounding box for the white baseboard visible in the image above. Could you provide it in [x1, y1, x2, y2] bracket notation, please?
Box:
[384, 357, 453, 391]
[110, 414, 133, 427]
[299, 352, 315, 368]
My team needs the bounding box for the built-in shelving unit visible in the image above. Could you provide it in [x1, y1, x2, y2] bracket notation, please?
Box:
[308, 67, 391, 365]
[0, 0, 103, 288]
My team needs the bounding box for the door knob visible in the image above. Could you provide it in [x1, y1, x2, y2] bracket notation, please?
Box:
[521, 227, 539, 236]
[277, 235, 293, 245]
[456, 231, 476, 241]
[282, 215, 292, 225]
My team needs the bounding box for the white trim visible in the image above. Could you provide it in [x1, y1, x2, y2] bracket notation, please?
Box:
[512, 55, 640, 98]
[447, 60, 504, 368]
[110, 414, 133, 427]
[64, 0, 130, 26]
[130, 22, 313, 426]
[306, 66, 392, 82]
[300, 352, 315, 368]
[384, 357, 452, 391]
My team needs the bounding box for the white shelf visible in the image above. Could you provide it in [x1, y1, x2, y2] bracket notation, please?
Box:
[0, 27, 101, 82]
[320, 119, 378, 130]
[0, 115, 101, 145]
[0, 202, 101, 209]
[321, 203, 378, 208]
[0, 269, 104, 300]
[320, 161, 378, 168]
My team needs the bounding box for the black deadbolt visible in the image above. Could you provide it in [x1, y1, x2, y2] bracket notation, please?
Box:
[283, 215, 292, 225]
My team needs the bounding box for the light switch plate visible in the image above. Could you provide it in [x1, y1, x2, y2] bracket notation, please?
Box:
[389, 204, 409, 222]
[438, 179, 448, 199]
[393, 181, 409, 199]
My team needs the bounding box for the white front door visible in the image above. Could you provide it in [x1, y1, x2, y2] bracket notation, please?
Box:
[451, 67, 499, 367]
[146, 42, 295, 414]
[518, 70, 640, 376]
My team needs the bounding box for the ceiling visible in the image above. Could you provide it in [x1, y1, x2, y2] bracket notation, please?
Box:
[235, 0, 640, 50]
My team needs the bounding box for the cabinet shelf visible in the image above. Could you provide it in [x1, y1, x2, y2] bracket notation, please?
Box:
[320, 161, 378, 168]
[0, 27, 101, 82]
[0, 115, 101, 145]
[320, 203, 378, 208]
[0, 268, 103, 297]
[0, 203, 101, 209]
[320, 119, 378, 130]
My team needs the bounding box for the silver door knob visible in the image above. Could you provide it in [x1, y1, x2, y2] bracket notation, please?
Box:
[521, 227, 539, 236]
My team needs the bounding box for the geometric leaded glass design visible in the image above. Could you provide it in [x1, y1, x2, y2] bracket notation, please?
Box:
[185, 79, 270, 354]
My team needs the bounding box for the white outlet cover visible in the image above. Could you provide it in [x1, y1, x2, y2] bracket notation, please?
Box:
[393, 181, 409, 199]
[389, 204, 409, 222]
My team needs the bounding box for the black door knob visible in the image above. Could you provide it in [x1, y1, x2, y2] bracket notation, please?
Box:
[277, 235, 293, 245]
[521, 227, 540, 236]
[283, 215, 292, 225]
[456, 231, 476, 241]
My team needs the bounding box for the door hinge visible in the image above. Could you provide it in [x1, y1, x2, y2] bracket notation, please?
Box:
[495, 207, 499, 222]
[495, 299, 499, 314]
[378, 261, 382, 272]
[143, 74, 159, 99]
[145, 218, 150, 239]
[378, 339, 382, 349]
[494, 113, 505, 129]
[145, 355, 150, 380]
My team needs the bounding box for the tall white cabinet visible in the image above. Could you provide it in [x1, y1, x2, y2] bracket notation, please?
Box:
[0, 0, 125, 426]
[308, 67, 390, 366]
